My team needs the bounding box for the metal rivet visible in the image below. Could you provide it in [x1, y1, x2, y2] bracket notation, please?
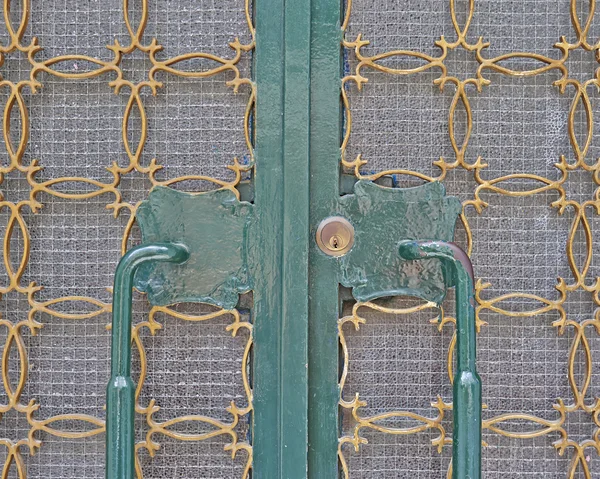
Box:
[316, 216, 354, 257]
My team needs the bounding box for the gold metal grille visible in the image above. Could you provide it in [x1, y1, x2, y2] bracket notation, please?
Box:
[340, 0, 600, 477]
[0, 0, 255, 476]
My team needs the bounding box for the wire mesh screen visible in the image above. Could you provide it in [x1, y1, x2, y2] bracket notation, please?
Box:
[341, 0, 600, 477]
[0, 0, 254, 477]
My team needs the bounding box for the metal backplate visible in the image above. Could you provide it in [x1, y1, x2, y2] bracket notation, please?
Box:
[133, 186, 254, 309]
[338, 180, 461, 304]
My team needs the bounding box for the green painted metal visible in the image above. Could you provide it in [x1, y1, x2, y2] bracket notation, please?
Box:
[253, 0, 311, 473]
[339, 180, 461, 303]
[399, 240, 482, 479]
[107, 187, 255, 478]
[281, 0, 311, 471]
[133, 186, 254, 309]
[106, 243, 189, 479]
[307, 0, 343, 475]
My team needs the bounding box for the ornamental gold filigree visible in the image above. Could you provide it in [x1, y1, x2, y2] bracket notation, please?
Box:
[0, 0, 255, 476]
[341, 0, 600, 477]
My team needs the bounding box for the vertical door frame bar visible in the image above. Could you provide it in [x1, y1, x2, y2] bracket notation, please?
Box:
[253, 0, 311, 475]
[308, 0, 343, 476]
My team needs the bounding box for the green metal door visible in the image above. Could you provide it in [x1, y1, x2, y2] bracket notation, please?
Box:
[9, 0, 600, 478]
[103, 0, 481, 477]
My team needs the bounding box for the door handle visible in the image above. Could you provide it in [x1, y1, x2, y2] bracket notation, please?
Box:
[106, 243, 189, 479]
[399, 240, 481, 479]
[104, 186, 254, 479]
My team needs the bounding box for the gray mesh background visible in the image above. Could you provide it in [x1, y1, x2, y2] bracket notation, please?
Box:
[0, 0, 253, 477]
[343, 0, 600, 477]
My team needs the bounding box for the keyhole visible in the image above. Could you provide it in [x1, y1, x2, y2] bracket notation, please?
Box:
[330, 235, 341, 249]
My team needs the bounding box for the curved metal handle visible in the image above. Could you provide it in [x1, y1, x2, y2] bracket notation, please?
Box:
[106, 243, 189, 479]
[399, 240, 481, 479]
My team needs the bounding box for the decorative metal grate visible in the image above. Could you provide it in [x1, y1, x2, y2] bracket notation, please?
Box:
[340, 0, 600, 477]
[0, 0, 254, 476]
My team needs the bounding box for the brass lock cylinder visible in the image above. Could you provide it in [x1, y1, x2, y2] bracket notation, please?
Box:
[316, 216, 355, 257]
